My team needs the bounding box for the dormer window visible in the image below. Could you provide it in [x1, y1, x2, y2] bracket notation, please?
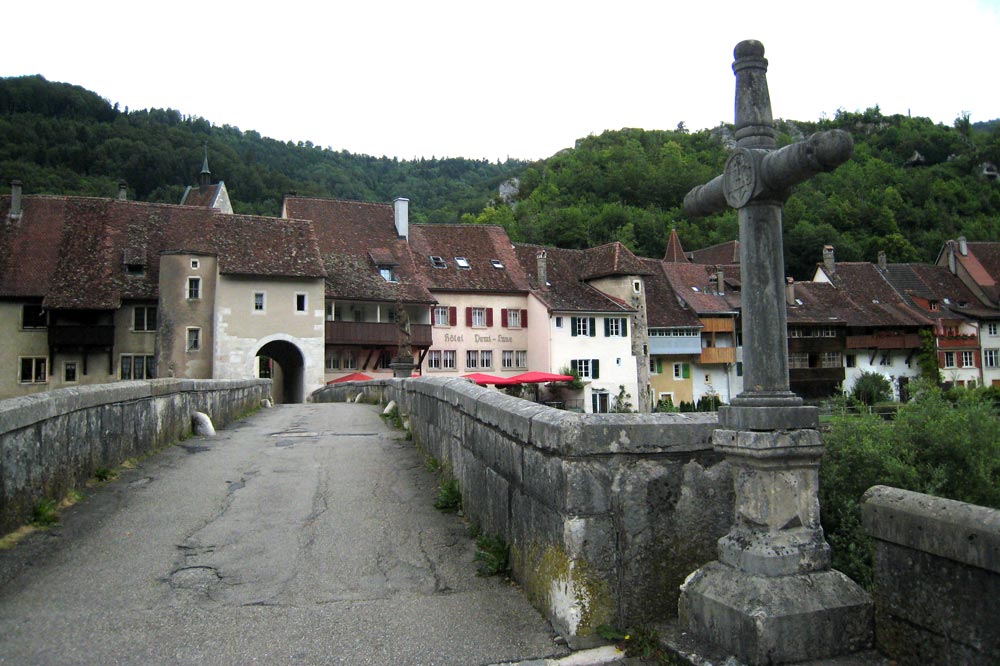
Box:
[929, 301, 939, 311]
[379, 267, 398, 282]
[491, 259, 504, 269]
[455, 257, 471, 270]
[430, 256, 447, 269]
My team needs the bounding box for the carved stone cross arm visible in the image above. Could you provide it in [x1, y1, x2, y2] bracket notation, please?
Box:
[683, 129, 853, 218]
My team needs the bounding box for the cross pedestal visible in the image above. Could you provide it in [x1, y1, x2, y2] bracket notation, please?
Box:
[676, 40, 871, 664]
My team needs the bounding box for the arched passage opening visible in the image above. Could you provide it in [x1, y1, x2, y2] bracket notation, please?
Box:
[256, 340, 305, 404]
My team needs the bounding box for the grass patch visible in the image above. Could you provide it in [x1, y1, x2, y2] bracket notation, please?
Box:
[94, 467, 117, 482]
[434, 477, 462, 512]
[474, 533, 510, 577]
[31, 498, 59, 526]
[596, 625, 681, 664]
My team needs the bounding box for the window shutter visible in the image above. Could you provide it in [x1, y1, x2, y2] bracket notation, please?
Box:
[592, 359, 600, 379]
[465, 307, 472, 326]
[656, 359, 663, 374]
[501, 308, 509, 328]
[682, 363, 690, 379]
[486, 308, 494, 327]
[571, 359, 578, 373]
[571, 317, 578, 337]
[622, 318, 628, 336]
[589, 317, 596, 337]
[449, 306, 457, 326]
[521, 309, 528, 328]
[604, 318, 611, 337]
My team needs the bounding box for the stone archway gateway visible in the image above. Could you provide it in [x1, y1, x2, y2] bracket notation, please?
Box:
[256, 340, 305, 404]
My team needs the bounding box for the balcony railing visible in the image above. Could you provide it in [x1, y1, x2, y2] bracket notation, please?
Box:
[649, 337, 703, 355]
[326, 321, 432, 347]
[700, 347, 736, 364]
[49, 325, 115, 348]
[789, 367, 846, 383]
[846, 334, 922, 350]
[937, 335, 979, 349]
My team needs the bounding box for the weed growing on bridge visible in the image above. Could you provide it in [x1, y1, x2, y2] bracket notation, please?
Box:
[424, 455, 441, 473]
[94, 467, 117, 482]
[474, 533, 510, 577]
[31, 498, 59, 526]
[596, 624, 682, 664]
[434, 477, 462, 512]
[382, 405, 404, 430]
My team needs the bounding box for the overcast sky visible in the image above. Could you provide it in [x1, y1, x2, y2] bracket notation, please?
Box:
[4, 0, 999, 161]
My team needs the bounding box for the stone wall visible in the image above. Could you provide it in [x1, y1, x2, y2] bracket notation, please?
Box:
[0, 378, 270, 534]
[314, 377, 732, 645]
[862, 485, 1000, 666]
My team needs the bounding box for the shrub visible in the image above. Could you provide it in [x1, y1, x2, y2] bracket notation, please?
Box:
[473, 533, 510, 576]
[850, 370, 893, 406]
[434, 478, 462, 512]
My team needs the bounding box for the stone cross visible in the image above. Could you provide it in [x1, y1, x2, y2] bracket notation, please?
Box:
[678, 41, 871, 665]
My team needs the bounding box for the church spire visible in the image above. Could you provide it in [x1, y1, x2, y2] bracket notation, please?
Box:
[199, 143, 211, 189]
[663, 227, 689, 263]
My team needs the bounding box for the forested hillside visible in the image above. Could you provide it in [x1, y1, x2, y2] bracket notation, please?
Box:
[3, 75, 999, 278]
[0, 75, 524, 223]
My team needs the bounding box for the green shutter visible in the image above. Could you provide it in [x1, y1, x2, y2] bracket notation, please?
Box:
[589, 318, 596, 337]
[571, 317, 578, 337]
[592, 359, 600, 379]
[622, 318, 628, 336]
[571, 359, 578, 374]
[682, 363, 690, 379]
[656, 358, 663, 374]
[604, 318, 611, 337]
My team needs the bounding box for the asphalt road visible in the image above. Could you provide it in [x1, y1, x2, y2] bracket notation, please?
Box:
[0, 403, 571, 666]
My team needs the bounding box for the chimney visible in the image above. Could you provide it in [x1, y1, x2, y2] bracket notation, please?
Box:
[948, 241, 957, 274]
[9, 180, 22, 221]
[786, 277, 795, 306]
[117, 181, 128, 201]
[536, 249, 548, 289]
[716, 269, 725, 296]
[823, 245, 835, 274]
[393, 197, 409, 240]
[958, 236, 968, 256]
[877, 250, 887, 271]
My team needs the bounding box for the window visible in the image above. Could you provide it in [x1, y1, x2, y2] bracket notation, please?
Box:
[879, 352, 891, 366]
[985, 349, 999, 368]
[343, 351, 357, 370]
[466, 350, 478, 369]
[673, 363, 688, 379]
[443, 350, 457, 370]
[944, 351, 956, 368]
[22, 304, 47, 329]
[821, 352, 842, 368]
[789, 353, 809, 369]
[506, 309, 522, 328]
[571, 358, 600, 379]
[929, 301, 939, 311]
[120, 354, 155, 380]
[326, 353, 340, 370]
[572, 317, 595, 337]
[632, 280, 641, 294]
[430, 255, 447, 269]
[428, 350, 443, 369]
[502, 350, 514, 369]
[605, 317, 627, 337]
[64, 362, 77, 383]
[455, 257, 471, 270]
[379, 267, 398, 282]
[990, 323, 999, 336]
[19, 357, 47, 383]
[254, 292, 266, 312]
[555, 316, 563, 329]
[961, 351, 975, 368]
[187, 277, 201, 299]
[592, 391, 610, 413]
[480, 350, 493, 369]
[846, 354, 857, 368]
[186, 328, 201, 352]
[134, 305, 157, 331]
[296, 293, 307, 312]
[491, 259, 504, 269]
[471, 307, 487, 327]
[191, 259, 200, 269]
[515, 350, 527, 368]
[378, 350, 393, 369]
[433, 306, 450, 326]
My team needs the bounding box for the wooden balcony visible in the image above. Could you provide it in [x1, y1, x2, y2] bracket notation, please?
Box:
[326, 321, 432, 347]
[49, 324, 115, 348]
[937, 335, 979, 349]
[789, 367, 846, 384]
[700, 347, 736, 364]
[846, 334, 922, 350]
[700, 318, 736, 333]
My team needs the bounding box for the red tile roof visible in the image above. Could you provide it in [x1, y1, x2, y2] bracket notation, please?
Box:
[689, 240, 741, 265]
[579, 242, 652, 280]
[639, 258, 702, 328]
[0, 195, 325, 310]
[408, 224, 530, 293]
[662, 229, 689, 263]
[887, 263, 996, 321]
[659, 262, 738, 315]
[282, 197, 434, 305]
[514, 244, 634, 313]
[180, 183, 223, 209]
[816, 263, 932, 328]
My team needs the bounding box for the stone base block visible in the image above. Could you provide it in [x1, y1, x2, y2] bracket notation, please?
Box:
[679, 561, 872, 665]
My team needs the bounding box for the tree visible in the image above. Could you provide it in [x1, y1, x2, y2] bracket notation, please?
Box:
[851, 371, 893, 406]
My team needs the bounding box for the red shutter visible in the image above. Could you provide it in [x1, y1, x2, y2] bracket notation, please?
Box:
[449, 306, 457, 326]
[521, 309, 528, 328]
[486, 308, 494, 327]
[501, 308, 509, 328]
[465, 307, 473, 327]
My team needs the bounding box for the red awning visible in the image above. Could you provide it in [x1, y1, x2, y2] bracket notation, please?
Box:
[462, 373, 518, 386]
[507, 371, 575, 384]
[326, 372, 374, 384]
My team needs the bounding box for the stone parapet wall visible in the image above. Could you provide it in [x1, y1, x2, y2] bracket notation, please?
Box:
[862, 485, 1000, 665]
[314, 377, 732, 645]
[1, 379, 271, 534]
